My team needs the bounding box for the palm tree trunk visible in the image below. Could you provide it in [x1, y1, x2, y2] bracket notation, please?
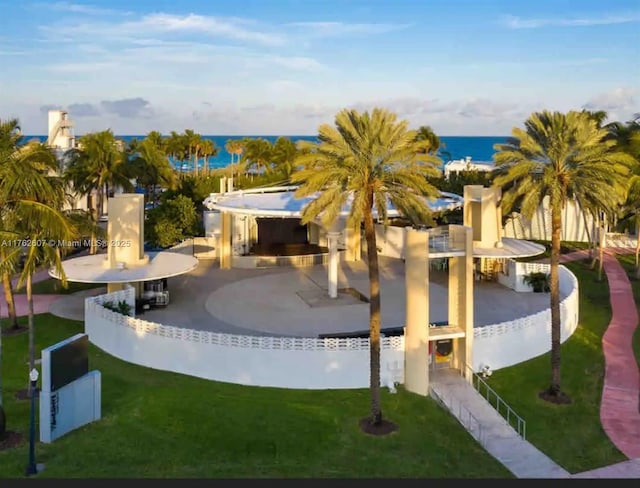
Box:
[548, 203, 562, 397]
[598, 217, 606, 282]
[1, 267, 19, 330]
[590, 214, 599, 269]
[581, 210, 594, 259]
[26, 272, 35, 397]
[194, 149, 199, 177]
[363, 203, 382, 425]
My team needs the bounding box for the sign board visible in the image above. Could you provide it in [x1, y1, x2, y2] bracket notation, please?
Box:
[39, 333, 101, 443]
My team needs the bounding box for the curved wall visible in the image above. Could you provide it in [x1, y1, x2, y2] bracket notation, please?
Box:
[84, 265, 579, 389]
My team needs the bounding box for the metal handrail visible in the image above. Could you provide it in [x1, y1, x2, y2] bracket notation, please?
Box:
[462, 363, 527, 440]
[430, 386, 485, 447]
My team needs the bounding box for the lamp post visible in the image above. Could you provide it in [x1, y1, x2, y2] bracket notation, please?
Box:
[25, 367, 39, 476]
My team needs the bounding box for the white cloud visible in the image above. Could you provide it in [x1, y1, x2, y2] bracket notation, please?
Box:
[503, 13, 640, 29]
[285, 21, 411, 37]
[46, 61, 119, 72]
[134, 13, 286, 46]
[266, 55, 326, 71]
[583, 87, 640, 113]
[35, 1, 128, 16]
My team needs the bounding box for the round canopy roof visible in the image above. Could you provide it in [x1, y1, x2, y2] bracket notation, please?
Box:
[203, 186, 464, 218]
[49, 251, 199, 284]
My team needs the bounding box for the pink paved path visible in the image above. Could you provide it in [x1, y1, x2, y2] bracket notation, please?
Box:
[1, 268, 64, 319]
[560, 248, 640, 460]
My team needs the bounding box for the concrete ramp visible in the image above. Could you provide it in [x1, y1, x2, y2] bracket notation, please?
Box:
[430, 369, 570, 479]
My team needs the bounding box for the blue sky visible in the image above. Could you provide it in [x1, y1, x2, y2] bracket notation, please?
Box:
[0, 0, 638, 135]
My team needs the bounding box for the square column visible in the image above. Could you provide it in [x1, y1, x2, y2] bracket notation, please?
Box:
[220, 211, 232, 269]
[404, 228, 430, 396]
[448, 226, 474, 381]
[327, 231, 341, 298]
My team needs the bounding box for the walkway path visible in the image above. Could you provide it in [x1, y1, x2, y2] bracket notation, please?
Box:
[1, 268, 63, 319]
[558, 248, 640, 460]
[432, 247, 640, 478]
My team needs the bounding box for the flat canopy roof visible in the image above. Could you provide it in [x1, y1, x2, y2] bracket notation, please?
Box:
[204, 186, 464, 218]
[472, 237, 546, 259]
[49, 251, 199, 284]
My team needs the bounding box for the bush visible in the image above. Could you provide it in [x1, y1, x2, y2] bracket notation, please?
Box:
[522, 271, 550, 292]
[145, 195, 200, 248]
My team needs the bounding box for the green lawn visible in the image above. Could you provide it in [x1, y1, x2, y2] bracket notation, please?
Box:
[482, 259, 627, 473]
[0, 254, 631, 477]
[13, 279, 104, 295]
[0, 314, 513, 479]
[615, 252, 640, 370]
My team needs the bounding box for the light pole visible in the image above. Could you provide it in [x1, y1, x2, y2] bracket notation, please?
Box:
[25, 367, 39, 476]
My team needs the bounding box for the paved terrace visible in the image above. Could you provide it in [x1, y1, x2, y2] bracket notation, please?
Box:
[123, 256, 553, 337]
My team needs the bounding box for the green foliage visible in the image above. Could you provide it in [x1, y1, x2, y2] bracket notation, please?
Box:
[522, 271, 550, 292]
[429, 170, 493, 195]
[102, 299, 132, 316]
[145, 195, 199, 248]
[161, 174, 220, 211]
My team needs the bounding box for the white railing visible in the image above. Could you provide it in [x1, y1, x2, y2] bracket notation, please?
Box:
[463, 363, 526, 440]
[84, 264, 579, 390]
[85, 287, 405, 389]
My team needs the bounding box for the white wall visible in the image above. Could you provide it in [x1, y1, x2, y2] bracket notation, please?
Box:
[472, 265, 579, 371]
[497, 260, 551, 293]
[85, 287, 405, 389]
[503, 197, 597, 243]
[375, 224, 407, 259]
[84, 264, 579, 389]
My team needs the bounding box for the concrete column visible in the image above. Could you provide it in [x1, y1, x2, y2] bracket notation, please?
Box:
[227, 177, 234, 193]
[327, 231, 341, 298]
[448, 226, 474, 381]
[219, 177, 227, 194]
[220, 211, 232, 269]
[404, 228, 430, 396]
[346, 222, 361, 262]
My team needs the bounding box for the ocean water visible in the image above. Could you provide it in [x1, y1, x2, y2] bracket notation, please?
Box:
[25, 135, 506, 171]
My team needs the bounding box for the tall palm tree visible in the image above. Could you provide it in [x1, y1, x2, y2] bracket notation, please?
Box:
[1, 139, 76, 402]
[606, 119, 640, 274]
[166, 131, 189, 176]
[291, 107, 442, 432]
[416, 125, 451, 161]
[65, 130, 133, 222]
[129, 135, 178, 206]
[271, 136, 298, 179]
[0, 118, 23, 330]
[200, 138, 218, 175]
[492, 110, 633, 403]
[242, 138, 273, 176]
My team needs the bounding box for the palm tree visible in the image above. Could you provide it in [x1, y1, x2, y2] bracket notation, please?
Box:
[242, 138, 273, 176]
[1, 139, 76, 403]
[416, 125, 451, 160]
[200, 138, 218, 175]
[129, 133, 178, 206]
[166, 131, 189, 176]
[65, 130, 133, 222]
[0, 118, 23, 330]
[492, 110, 633, 403]
[606, 119, 640, 274]
[271, 136, 298, 179]
[291, 107, 442, 432]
